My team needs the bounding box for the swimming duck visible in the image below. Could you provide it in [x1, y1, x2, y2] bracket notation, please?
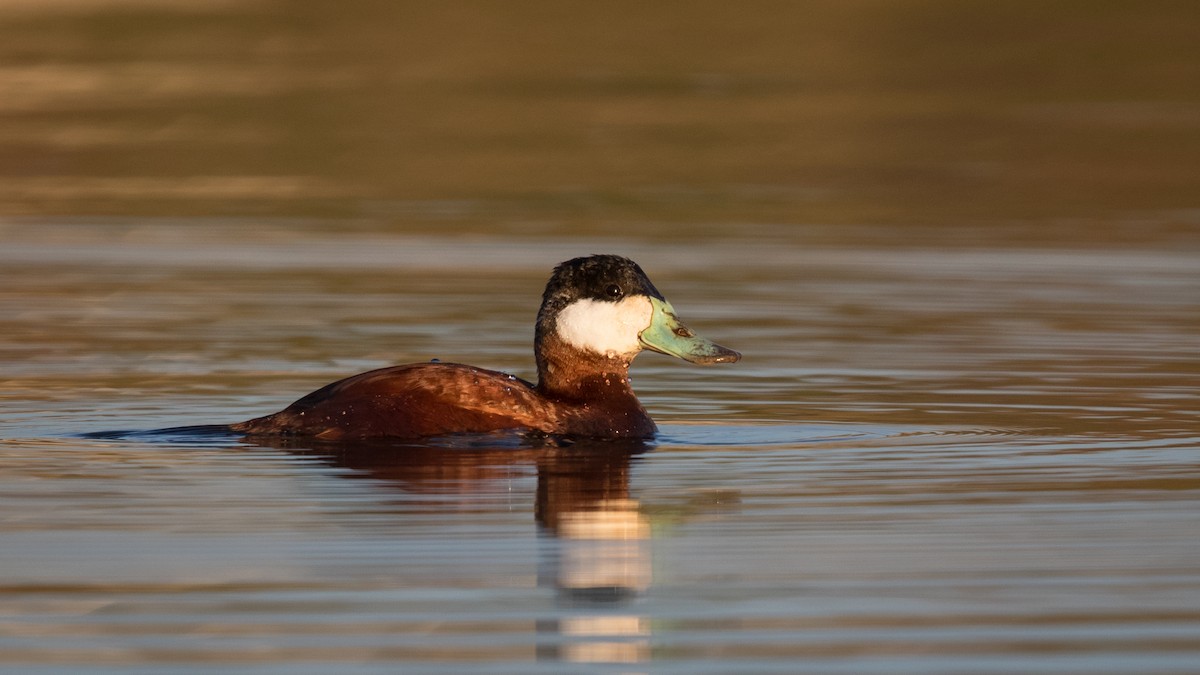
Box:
[232, 255, 739, 441]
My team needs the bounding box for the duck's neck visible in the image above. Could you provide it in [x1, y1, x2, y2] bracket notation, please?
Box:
[535, 333, 637, 401]
[534, 333, 656, 438]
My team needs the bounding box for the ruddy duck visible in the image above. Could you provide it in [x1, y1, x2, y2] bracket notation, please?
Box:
[232, 255, 739, 441]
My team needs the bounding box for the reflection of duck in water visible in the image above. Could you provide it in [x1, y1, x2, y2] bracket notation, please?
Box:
[233, 255, 739, 441]
[251, 437, 654, 664]
[259, 438, 645, 521]
[255, 436, 652, 601]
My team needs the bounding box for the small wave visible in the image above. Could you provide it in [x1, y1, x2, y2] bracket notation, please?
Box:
[899, 426, 1034, 438]
[657, 422, 911, 447]
[79, 425, 241, 444]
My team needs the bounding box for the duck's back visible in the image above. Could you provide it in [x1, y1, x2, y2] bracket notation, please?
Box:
[233, 363, 558, 441]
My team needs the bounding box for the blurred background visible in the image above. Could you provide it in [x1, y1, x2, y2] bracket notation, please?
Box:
[2, 0, 1198, 237]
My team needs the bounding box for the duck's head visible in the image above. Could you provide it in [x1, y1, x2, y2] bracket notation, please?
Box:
[535, 255, 740, 368]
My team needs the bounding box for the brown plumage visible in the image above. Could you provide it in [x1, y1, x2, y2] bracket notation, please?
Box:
[232, 255, 739, 442]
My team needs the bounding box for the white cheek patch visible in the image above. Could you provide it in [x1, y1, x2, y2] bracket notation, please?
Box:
[555, 296, 653, 357]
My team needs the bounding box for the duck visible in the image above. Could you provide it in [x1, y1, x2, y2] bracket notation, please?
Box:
[231, 254, 740, 441]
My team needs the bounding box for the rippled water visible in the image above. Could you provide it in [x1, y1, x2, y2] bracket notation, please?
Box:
[3, 1, 1200, 672]
[2, 220, 1198, 674]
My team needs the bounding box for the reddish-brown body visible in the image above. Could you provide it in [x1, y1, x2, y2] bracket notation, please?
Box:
[233, 336, 656, 441]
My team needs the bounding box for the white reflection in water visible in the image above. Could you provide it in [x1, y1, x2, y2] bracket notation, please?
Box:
[539, 497, 652, 666]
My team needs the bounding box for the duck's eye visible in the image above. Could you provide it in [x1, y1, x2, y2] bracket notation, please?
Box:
[605, 284, 623, 299]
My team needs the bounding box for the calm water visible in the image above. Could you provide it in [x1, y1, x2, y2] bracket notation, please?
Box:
[3, 2, 1200, 673]
[2, 223, 1198, 674]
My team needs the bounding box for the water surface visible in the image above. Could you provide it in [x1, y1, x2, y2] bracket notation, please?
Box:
[2, 1, 1200, 672]
[3, 223, 1198, 674]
